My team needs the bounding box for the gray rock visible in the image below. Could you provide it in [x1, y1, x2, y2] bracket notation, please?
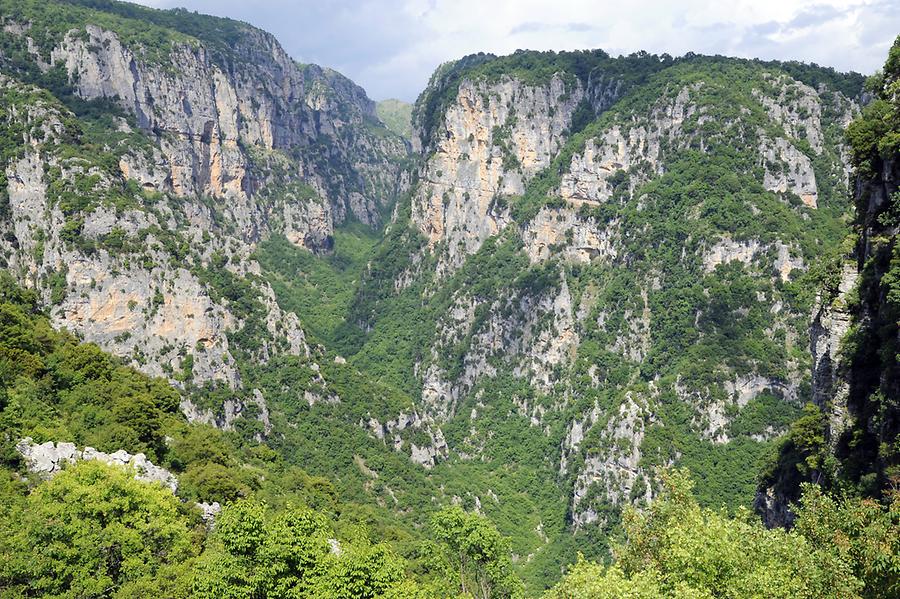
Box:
[197, 501, 222, 524]
[16, 438, 178, 492]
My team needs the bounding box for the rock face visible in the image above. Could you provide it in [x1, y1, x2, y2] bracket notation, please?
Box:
[754, 41, 899, 526]
[761, 135, 819, 208]
[362, 51, 861, 532]
[16, 437, 179, 492]
[49, 22, 407, 225]
[559, 85, 693, 205]
[754, 485, 797, 529]
[521, 206, 619, 264]
[568, 395, 653, 530]
[0, 81, 277, 388]
[0, 4, 408, 422]
[366, 410, 449, 468]
[702, 238, 804, 283]
[180, 388, 272, 435]
[810, 263, 859, 445]
[411, 75, 582, 273]
[410, 67, 622, 275]
[808, 104, 900, 489]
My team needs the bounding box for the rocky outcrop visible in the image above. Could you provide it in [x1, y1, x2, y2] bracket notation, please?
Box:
[559, 79, 849, 212]
[755, 77, 827, 154]
[567, 395, 653, 530]
[43, 22, 407, 226]
[760, 134, 819, 208]
[197, 500, 223, 523]
[410, 71, 624, 275]
[521, 207, 619, 264]
[754, 485, 796, 528]
[16, 438, 179, 492]
[411, 75, 580, 273]
[180, 387, 272, 436]
[415, 268, 580, 423]
[16, 437, 223, 523]
[702, 238, 804, 282]
[695, 374, 799, 444]
[560, 85, 698, 205]
[366, 409, 449, 468]
[513, 275, 580, 390]
[810, 263, 859, 446]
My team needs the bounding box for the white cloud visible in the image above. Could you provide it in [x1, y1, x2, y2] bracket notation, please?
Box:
[133, 0, 900, 100]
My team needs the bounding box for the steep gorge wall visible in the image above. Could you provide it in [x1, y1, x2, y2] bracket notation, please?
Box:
[370, 54, 862, 534]
[45, 22, 407, 228]
[758, 48, 899, 525]
[411, 75, 584, 274]
[0, 5, 408, 410]
[0, 73, 307, 388]
[410, 68, 623, 275]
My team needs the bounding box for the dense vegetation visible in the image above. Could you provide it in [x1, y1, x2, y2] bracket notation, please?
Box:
[0, 0, 252, 65]
[544, 470, 899, 599]
[0, 274, 532, 597]
[0, 292, 895, 598]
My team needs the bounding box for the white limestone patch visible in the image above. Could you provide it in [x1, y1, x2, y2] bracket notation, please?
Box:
[16, 437, 178, 492]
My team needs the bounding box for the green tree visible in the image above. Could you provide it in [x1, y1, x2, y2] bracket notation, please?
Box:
[0, 460, 196, 597]
[545, 470, 863, 599]
[793, 484, 900, 599]
[314, 540, 406, 599]
[192, 499, 408, 599]
[427, 505, 525, 599]
[542, 557, 666, 599]
[178, 461, 254, 503]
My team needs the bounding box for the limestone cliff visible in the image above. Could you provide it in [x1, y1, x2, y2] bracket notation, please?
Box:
[755, 39, 899, 528]
[0, 2, 408, 428]
[7, 6, 409, 228]
[410, 55, 624, 275]
[353, 51, 863, 537]
[411, 74, 587, 274]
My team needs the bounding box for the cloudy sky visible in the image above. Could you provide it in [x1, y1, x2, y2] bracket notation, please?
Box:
[135, 0, 900, 101]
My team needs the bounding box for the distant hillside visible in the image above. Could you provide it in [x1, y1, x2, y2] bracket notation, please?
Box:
[377, 98, 414, 140]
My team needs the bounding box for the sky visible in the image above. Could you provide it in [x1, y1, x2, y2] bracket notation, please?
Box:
[134, 0, 900, 102]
